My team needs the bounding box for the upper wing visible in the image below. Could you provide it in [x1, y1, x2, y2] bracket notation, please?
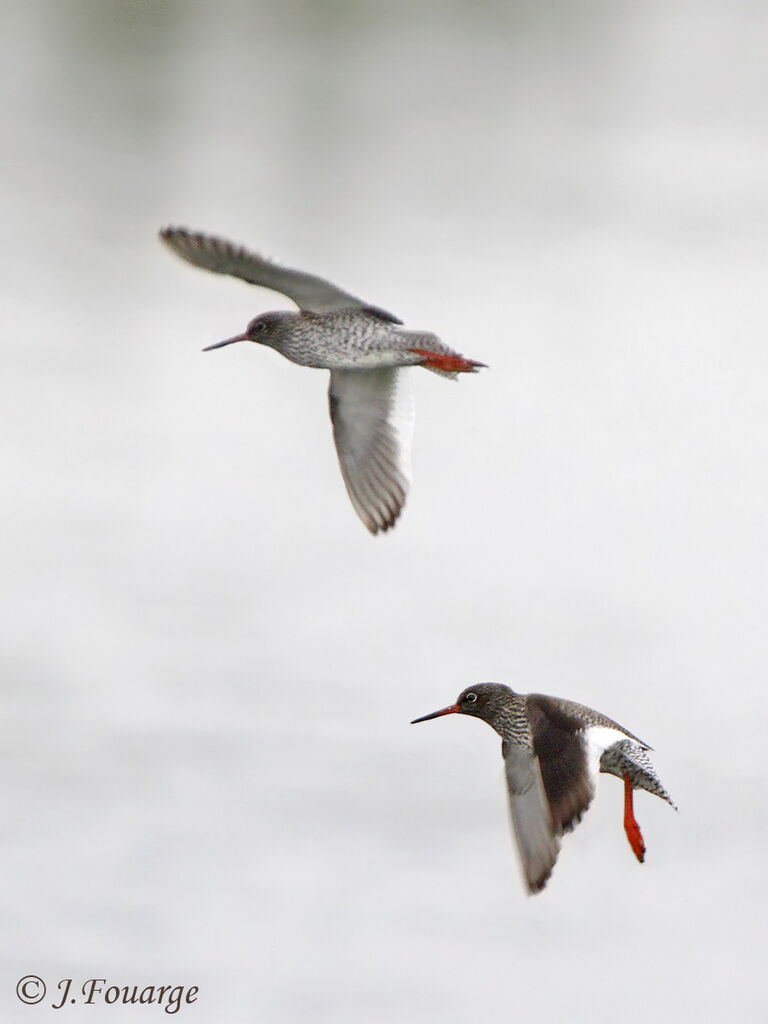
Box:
[525, 696, 599, 834]
[159, 227, 402, 322]
[328, 368, 414, 535]
[503, 742, 561, 895]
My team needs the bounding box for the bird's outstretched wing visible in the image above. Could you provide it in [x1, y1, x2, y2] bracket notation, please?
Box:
[159, 227, 402, 323]
[503, 742, 561, 894]
[328, 368, 414, 535]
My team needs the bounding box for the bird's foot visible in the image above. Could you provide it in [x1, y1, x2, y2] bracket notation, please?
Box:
[623, 775, 646, 863]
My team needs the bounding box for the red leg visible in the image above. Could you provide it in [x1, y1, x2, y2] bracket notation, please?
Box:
[623, 775, 646, 863]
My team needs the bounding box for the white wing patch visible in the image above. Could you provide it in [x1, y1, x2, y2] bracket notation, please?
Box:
[328, 368, 415, 534]
[583, 725, 633, 785]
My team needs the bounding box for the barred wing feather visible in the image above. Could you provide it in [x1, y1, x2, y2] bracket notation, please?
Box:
[328, 368, 414, 534]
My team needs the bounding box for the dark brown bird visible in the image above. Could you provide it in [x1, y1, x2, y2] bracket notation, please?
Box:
[412, 683, 676, 894]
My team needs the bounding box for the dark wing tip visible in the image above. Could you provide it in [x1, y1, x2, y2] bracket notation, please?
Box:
[158, 225, 197, 251]
[527, 867, 555, 895]
[361, 304, 404, 326]
[559, 807, 587, 835]
[371, 503, 403, 535]
[355, 488, 404, 535]
[159, 226, 207, 246]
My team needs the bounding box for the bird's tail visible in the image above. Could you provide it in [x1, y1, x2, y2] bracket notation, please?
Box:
[407, 347, 487, 379]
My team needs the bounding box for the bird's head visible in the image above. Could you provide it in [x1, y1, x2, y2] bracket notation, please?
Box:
[203, 311, 294, 352]
[411, 683, 516, 729]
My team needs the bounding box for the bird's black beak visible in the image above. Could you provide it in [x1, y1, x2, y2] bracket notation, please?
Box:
[202, 332, 249, 352]
[411, 703, 461, 724]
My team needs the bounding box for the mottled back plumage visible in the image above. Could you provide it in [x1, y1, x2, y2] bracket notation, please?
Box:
[159, 226, 484, 533]
[412, 682, 676, 894]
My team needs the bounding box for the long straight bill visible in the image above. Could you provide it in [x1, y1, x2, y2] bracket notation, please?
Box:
[203, 332, 249, 352]
[411, 704, 460, 724]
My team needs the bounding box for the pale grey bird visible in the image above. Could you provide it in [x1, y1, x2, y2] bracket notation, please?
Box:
[412, 683, 676, 894]
[159, 228, 485, 534]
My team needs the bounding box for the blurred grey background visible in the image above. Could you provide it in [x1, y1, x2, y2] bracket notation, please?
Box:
[2, 0, 766, 1020]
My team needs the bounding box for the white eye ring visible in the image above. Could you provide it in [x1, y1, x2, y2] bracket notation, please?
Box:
[465, 692, 477, 703]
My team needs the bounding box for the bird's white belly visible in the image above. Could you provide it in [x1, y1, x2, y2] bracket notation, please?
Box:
[284, 342, 418, 371]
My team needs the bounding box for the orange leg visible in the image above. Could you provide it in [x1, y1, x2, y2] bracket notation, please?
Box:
[623, 775, 646, 863]
[407, 348, 486, 373]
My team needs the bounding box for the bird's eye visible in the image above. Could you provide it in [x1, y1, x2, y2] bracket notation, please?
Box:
[464, 692, 477, 704]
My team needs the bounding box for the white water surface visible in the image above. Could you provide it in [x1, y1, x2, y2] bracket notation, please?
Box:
[2, 1, 766, 1020]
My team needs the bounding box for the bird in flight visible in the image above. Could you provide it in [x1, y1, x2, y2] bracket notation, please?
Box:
[160, 228, 485, 534]
[412, 683, 676, 894]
